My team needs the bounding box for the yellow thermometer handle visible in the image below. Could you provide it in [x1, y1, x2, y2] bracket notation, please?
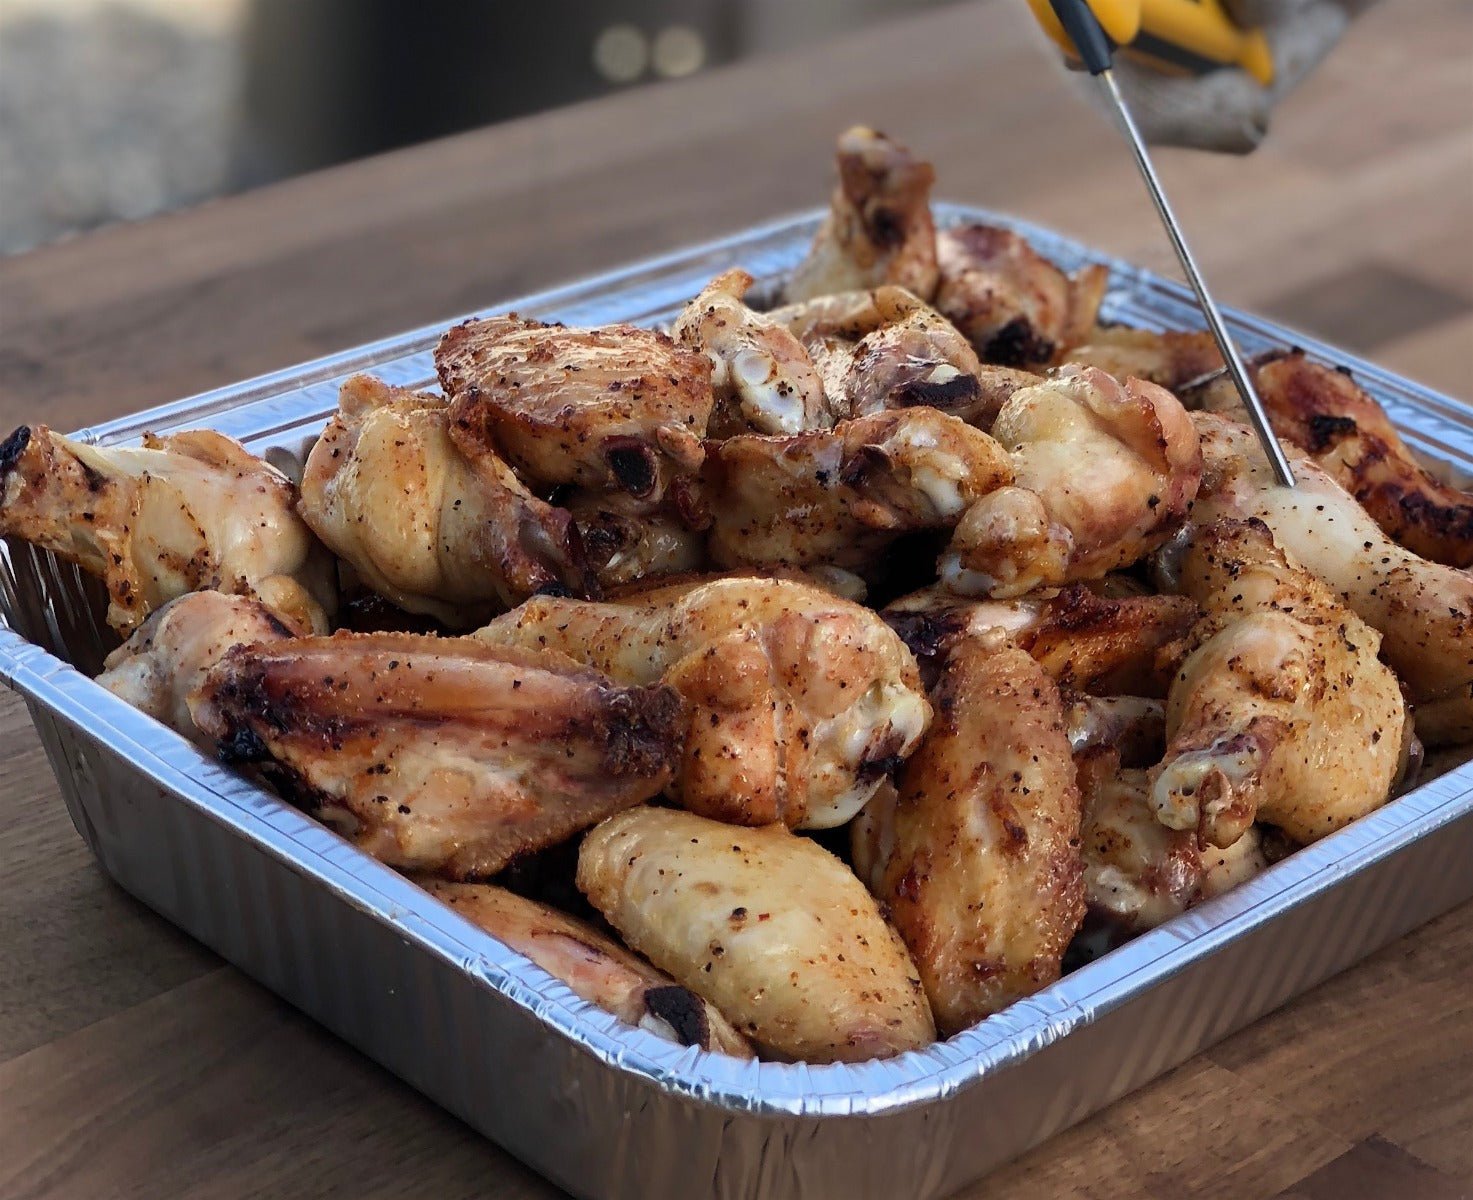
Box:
[1028, 0, 1275, 85]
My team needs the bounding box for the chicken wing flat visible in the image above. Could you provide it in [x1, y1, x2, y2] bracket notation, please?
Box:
[191, 632, 682, 878]
[1190, 411, 1472, 741]
[562, 487, 706, 591]
[1062, 326, 1223, 393]
[1, 424, 334, 636]
[299, 375, 589, 628]
[1153, 519, 1411, 847]
[934, 224, 1108, 368]
[437, 315, 714, 502]
[784, 126, 939, 303]
[1201, 350, 1473, 568]
[476, 575, 931, 829]
[422, 880, 753, 1056]
[671, 269, 834, 436]
[852, 634, 1085, 1034]
[883, 583, 1197, 697]
[706, 408, 1013, 578]
[940, 366, 1203, 597]
[96, 590, 300, 742]
[578, 807, 936, 1062]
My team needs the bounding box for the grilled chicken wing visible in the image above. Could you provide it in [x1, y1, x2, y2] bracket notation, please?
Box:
[1153, 519, 1410, 847]
[1063, 326, 1223, 393]
[852, 634, 1086, 1033]
[437, 315, 714, 503]
[706, 408, 1012, 578]
[191, 633, 682, 878]
[672, 269, 833, 436]
[1190, 412, 1472, 741]
[1201, 351, 1473, 568]
[563, 487, 706, 591]
[940, 366, 1203, 597]
[884, 583, 1197, 697]
[95, 590, 300, 742]
[476, 575, 931, 829]
[578, 807, 935, 1062]
[422, 880, 753, 1056]
[0, 424, 334, 636]
[784, 126, 939, 303]
[299, 375, 589, 628]
[934, 224, 1108, 368]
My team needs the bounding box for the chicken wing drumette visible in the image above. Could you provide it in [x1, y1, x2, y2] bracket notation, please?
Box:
[191, 633, 682, 878]
[705, 407, 1013, 579]
[934, 223, 1108, 368]
[562, 487, 707, 592]
[0, 424, 334, 636]
[437, 315, 714, 503]
[671, 269, 834, 436]
[1153, 519, 1411, 847]
[851, 633, 1086, 1034]
[940, 365, 1203, 597]
[784, 126, 939, 303]
[423, 880, 753, 1056]
[299, 375, 590, 628]
[578, 807, 936, 1062]
[1189, 412, 1472, 745]
[476, 575, 931, 829]
[1201, 350, 1473, 568]
[1062, 326, 1223, 394]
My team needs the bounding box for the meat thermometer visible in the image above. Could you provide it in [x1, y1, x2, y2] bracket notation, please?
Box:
[1030, 0, 1296, 487]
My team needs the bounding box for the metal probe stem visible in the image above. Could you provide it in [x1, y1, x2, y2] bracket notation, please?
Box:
[1097, 68, 1297, 488]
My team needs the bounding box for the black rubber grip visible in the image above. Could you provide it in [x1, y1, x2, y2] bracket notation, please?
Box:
[1049, 0, 1115, 75]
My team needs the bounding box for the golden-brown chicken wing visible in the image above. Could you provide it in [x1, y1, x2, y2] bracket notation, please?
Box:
[191, 632, 682, 878]
[437, 315, 714, 502]
[883, 583, 1197, 697]
[422, 880, 753, 1056]
[95, 590, 300, 742]
[1, 424, 334, 636]
[299, 375, 589, 628]
[577, 806, 935, 1062]
[934, 223, 1108, 368]
[671, 269, 833, 436]
[852, 634, 1085, 1034]
[562, 487, 706, 591]
[476, 575, 930, 829]
[705, 407, 1013, 578]
[1190, 412, 1472, 742]
[1201, 350, 1473, 567]
[1062, 326, 1223, 393]
[1153, 519, 1410, 847]
[940, 366, 1202, 597]
[784, 126, 939, 303]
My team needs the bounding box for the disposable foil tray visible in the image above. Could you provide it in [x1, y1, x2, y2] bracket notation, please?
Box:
[3, 206, 1471, 1200]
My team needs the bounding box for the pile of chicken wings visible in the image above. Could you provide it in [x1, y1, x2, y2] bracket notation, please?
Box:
[4, 127, 1470, 1064]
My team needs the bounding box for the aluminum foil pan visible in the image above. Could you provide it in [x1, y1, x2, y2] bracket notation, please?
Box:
[4, 206, 1472, 1200]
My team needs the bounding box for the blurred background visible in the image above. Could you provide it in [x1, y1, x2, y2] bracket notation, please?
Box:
[0, 0, 966, 255]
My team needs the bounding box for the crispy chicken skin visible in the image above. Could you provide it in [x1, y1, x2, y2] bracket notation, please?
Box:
[0, 424, 334, 636]
[298, 375, 589, 628]
[1153, 519, 1410, 847]
[852, 635, 1086, 1034]
[934, 224, 1108, 368]
[96, 591, 300, 742]
[1063, 326, 1223, 393]
[784, 126, 939, 303]
[706, 407, 1013, 577]
[1190, 411, 1472, 739]
[940, 366, 1203, 597]
[437, 315, 714, 502]
[191, 633, 682, 878]
[422, 880, 753, 1057]
[672, 269, 834, 436]
[577, 807, 936, 1062]
[562, 487, 707, 591]
[476, 575, 931, 829]
[1202, 351, 1473, 568]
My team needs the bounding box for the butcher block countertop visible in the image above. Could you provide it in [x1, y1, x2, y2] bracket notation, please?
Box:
[1, 2, 1470, 1197]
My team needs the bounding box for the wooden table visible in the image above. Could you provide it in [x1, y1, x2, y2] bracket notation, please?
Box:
[2, 3, 1470, 1197]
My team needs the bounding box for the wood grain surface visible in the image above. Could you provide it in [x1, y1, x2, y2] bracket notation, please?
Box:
[1, 2, 1470, 1197]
